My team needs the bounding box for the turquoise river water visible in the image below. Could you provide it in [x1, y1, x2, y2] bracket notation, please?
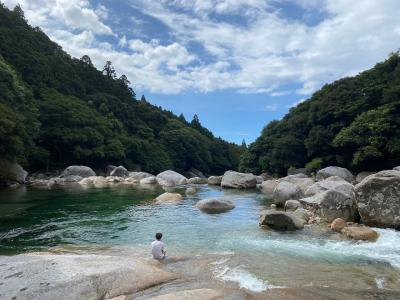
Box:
[0, 184, 400, 297]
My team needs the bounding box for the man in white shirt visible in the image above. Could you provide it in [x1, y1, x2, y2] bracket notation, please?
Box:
[151, 232, 166, 260]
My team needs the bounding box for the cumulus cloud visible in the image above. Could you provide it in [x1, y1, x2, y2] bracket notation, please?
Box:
[3, 0, 400, 95]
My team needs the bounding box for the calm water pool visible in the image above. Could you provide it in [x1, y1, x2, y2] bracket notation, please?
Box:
[1, 184, 400, 292]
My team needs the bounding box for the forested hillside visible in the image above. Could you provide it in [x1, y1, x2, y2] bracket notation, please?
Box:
[240, 52, 400, 175]
[0, 4, 244, 175]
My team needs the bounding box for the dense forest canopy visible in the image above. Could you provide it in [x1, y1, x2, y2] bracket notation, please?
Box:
[0, 4, 244, 175]
[240, 52, 400, 176]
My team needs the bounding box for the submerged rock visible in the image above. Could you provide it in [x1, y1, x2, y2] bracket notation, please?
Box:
[155, 192, 183, 204]
[148, 288, 222, 300]
[196, 198, 235, 214]
[61, 165, 95, 178]
[221, 170, 257, 189]
[0, 253, 178, 300]
[110, 165, 129, 178]
[207, 175, 222, 185]
[272, 181, 302, 206]
[355, 170, 400, 228]
[156, 170, 187, 187]
[316, 166, 354, 183]
[341, 226, 378, 242]
[259, 210, 304, 230]
[185, 187, 197, 195]
[188, 177, 208, 184]
[330, 218, 347, 232]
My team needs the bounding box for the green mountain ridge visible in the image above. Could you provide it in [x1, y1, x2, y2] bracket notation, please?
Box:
[240, 52, 400, 175]
[0, 3, 244, 180]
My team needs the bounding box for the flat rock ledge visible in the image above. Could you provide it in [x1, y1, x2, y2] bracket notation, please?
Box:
[0, 253, 178, 300]
[147, 288, 223, 300]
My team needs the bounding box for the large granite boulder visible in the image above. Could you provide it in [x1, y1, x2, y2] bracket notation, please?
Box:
[196, 198, 235, 214]
[316, 166, 354, 182]
[355, 171, 374, 184]
[0, 253, 178, 300]
[0, 160, 28, 186]
[300, 189, 356, 222]
[259, 210, 304, 230]
[156, 170, 187, 187]
[128, 172, 153, 180]
[260, 179, 278, 194]
[188, 177, 208, 184]
[221, 171, 257, 189]
[148, 289, 222, 300]
[393, 166, 400, 171]
[155, 192, 183, 204]
[110, 165, 129, 178]
[272, 181, 302, 206]
[61, 165, 95, 178]
[207, 176, 222, 185]
[305, 176, 354, 198]
[355, 170, 400, 228]
[330, 218, 347, 232]
[280, 175, 314, 194]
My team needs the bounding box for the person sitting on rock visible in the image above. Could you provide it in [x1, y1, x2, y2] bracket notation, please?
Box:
[151, 232, 166, 260]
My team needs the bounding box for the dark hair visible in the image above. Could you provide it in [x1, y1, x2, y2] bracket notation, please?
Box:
[155, 232, 162, 240]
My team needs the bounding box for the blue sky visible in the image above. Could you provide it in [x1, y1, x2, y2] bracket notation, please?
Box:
[4, 0, 400, 143]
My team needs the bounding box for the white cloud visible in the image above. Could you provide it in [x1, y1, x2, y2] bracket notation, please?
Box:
[265, 103, 278, 112]
[4, 0, 400, 95]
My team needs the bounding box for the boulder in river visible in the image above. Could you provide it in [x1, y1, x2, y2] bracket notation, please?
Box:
[221, 170, 257, 189]
[280, 175, 314, 194]
[0, 160, 28, 186]
[341, 226, 378, 242]
[300, 189, 356, 222]
[155, 192, 183, 204]
[305, 176, 354, 198]
[259, 210, 304, 230]
[316, 166, 354, 183]
[156, 170, 187, 187]
[207, 176, 222, 185]
[79, 176, 108, 188]
[139, 176, 157, 184]
[188, 177, 208, 184]
[0, 253, 178, 300]
[330, 218, 347, 232]
[61, 165, 95, 178]
[110, 165, 129, 178]
[260, 179, 278, 194]
[196, 198, 235, 214]
[284, 200, 301, 211]
[185, 187, 197, 195]
[355, 170, 400, 228]
[147, 289, 222, 300]
[272, 181, 302, 206]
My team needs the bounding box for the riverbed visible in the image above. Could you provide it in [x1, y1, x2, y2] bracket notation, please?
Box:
[0, 184, 399, 298]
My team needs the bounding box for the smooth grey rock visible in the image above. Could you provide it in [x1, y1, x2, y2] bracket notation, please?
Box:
[260, 172, 272, 180]
[221, 171, 257, 189]
[185, 168, 206, 179]
[280, 175, 314, 194]
[256, 176, 264, 184]
[50, 175, 83, 185]
[156, 170, 187, 187]
[196, 197, 235, 214]
[0, 253, 178, 300]
[188, 177, 208, 184]
[207, 176, 222, 185]
[79, 176, 108, 188]
[185, 187, 197, 195]
[155, 192, 182, 204]
[316, 166, 354, 182]
[393, 166, 400, 171]
[128, 172, 153, 180]
[0, 161, 28, 185]
[305, 176, 354, 198]
[61, 165, 95, 178]
[259, 210, 304, 230]
[355, 171, 374, 184]
[300, 189, 356, 222]
[110, 165, 129, 178]
[292, 208, 309, 224]
[355, 170, 400, 228]
[260, 179, 278, 194]
[139, 176, 157, 184]
[284, 200, 301, 211]
[272, 181, 302, 206]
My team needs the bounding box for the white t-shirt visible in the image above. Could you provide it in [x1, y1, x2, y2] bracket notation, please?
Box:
[151, 240, 165, 259]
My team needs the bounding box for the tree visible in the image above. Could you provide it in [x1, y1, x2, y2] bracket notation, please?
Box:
[80, 55, 93, 67]
[140, 95, 147, 102]
[102, 61, 116, 79]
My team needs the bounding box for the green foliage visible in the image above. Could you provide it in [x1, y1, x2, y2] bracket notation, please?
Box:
[305, 158, 323, 174]
[0, 4, 243, 174]
[241, 52, 400, 175]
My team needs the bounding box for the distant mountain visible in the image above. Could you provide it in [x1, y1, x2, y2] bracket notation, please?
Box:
[0, 3, 244, 176]
[240, 52, 400, 175]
